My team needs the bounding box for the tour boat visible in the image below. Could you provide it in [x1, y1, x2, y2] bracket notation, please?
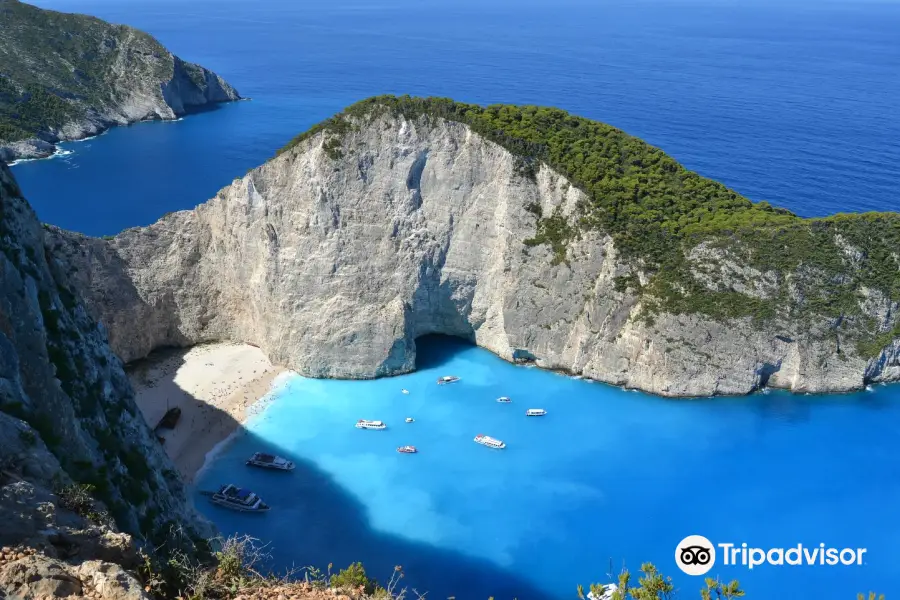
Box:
[405, 417, 414, 423]
[246, 452, 295, 471]
[436, 375, 460, 385]
[474, 434, 506, 449]
[397, 446, 418, 454]
[496, 396, 512, 403]
[356, 419, 387, 430]
[204, 484, 270, 513]
[526, 408, 547, 416]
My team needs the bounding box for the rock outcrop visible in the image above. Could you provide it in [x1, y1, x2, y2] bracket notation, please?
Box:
[0, 161, 210, 596]
[0, 0, 240, 164]
[44, 109, 900, 396]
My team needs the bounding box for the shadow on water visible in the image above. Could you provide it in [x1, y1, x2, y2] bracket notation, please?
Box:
[413, 334, 477, 371]
[182, 335, 559, 600]
[205, 431, 558, 600]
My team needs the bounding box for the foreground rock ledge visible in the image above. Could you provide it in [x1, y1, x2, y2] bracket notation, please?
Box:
[43, 112, 900, 397]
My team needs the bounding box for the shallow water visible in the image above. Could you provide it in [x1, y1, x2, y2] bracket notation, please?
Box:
[195, 337, 900, 599]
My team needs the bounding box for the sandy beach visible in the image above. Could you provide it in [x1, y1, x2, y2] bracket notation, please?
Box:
[128, 343, 285, 482]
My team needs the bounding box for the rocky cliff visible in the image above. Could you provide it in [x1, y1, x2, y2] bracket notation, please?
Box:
[45, 98, 900, 396]
[0, 161, 210, 598]
[0, 0, 240, 163]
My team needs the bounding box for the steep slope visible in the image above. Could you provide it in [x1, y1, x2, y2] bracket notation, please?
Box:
[0, 0, 240, 163]
[47, 97, 900, 396]
[0, 161, 209, 562]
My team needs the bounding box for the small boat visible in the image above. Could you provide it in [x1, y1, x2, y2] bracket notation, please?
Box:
[203, 484, 270, 513]
[356, 419, 387, 430]
[587, 584, 618, 600]
[474, 434, 506, 449]
[397, 446, 418, 454]
[401, 388, 410, 394]
[246, 452, 295, 471]
[437, 375, 460, 385]
[405, 417, 414, 423]
[496, 396, 512, 403]
[155, 406, 182, 431]
[526, 408, 547, 416]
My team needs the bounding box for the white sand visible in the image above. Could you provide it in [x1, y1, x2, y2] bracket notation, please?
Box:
[128, 342, 285, 481]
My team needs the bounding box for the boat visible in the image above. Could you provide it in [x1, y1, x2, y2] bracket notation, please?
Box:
[405, 417, 414, 423]
[526, 408, 547, 416]
[474, 434, 506, 449]
[401, 388, 410, 394]
[436, 375, 460, 385]
[203, 484, 270, 513]
[356, 419, 387, 430]
[587, 584, 618, 600]
[496, 396, 512, 403]
[397, 446, 418, 454]
[246, 452, 295, 471]
[154, 406, 182, 431]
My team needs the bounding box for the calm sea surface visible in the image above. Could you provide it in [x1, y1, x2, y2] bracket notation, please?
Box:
[15, 0, 900, 597]
[17, 0, 900, 236]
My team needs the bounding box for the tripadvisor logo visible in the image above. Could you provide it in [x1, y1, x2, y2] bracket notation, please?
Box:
[676, 535, 716, 576]
[675, 535, 868, 575]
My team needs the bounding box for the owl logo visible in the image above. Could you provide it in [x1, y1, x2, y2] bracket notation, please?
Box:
[675, 535, 716, 575]
[680, 545, 712, 565]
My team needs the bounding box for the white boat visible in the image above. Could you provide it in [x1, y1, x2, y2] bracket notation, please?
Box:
[204, 484, 270, 513]
[474, 434, 506, 449]
[437, 375, 460, 385]
[497, 396, 512, 403]
[526, 408, 547, 416]
[246, 452, 295, 471]
[397, 445, 418, 454]
[356, 419, 387, 430]
[587, 584, 618, 600]
[401, 388, 410, 394]
[405, 417, 414, 423]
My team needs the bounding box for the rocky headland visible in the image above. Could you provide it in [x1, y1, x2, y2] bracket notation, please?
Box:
[0, 93, 896, 598]
[0, 0, 240, 164]
[43, 96, 900, 397]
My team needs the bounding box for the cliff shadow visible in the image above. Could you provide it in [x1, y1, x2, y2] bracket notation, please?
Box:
[412, 333, 476, 371]
[125, 345, 250, 482]
[196, 426, 559, 600]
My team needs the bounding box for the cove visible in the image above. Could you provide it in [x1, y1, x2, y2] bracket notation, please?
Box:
[194, 336, 900, 599]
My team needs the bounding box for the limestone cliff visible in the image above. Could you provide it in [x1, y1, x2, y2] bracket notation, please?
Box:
[45, 104, 900, 396]
[0, 0, 240, 164]
[0, 161, 209, 596]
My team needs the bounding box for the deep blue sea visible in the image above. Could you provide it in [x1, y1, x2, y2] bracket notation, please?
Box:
[15, 0, 900, 236]
[14, 0, 900, 597]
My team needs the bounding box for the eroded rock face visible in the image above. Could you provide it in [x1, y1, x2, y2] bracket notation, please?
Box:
[0, 163, 209, 545]
[45, 115, 900, 396]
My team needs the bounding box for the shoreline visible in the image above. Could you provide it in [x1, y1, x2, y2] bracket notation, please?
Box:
[128, 342, 286, 482]
[3, 97, 245, 166]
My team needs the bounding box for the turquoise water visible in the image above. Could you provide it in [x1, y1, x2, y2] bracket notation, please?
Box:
[195, 337, 900, 598]
[12, 1, 900, 596]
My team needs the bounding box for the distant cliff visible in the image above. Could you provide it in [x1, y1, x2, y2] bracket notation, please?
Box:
[0, 160, 209, 596]
[0, 0, 240, 163]
[46, 97, 900, 396]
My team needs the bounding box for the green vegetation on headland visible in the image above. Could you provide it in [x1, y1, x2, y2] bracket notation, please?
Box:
[280, 96, 900, 356]
[0, 0, 236, 150]
[0, 0, 168, 142]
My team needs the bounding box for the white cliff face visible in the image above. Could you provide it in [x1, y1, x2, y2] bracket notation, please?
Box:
[48, 115, 900, 397]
